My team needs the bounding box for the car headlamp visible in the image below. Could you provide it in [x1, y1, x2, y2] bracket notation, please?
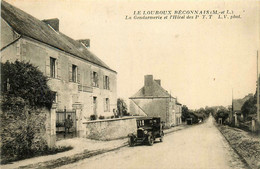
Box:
[144, 130, 148, 134]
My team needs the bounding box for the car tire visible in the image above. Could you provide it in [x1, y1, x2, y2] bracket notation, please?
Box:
[160, 137, 163, 142]
[147, 135, 154, 146]
[128, 136, 135, 147]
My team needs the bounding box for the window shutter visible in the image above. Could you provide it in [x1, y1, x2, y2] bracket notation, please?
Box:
[57, 56, 61, 79]
[77, 66, 81, 84]
[109, 76, 112, 92]
[103, 98, 106, 112]
[57, 92, 61, 105]
[68, 63, 72, 82]
[103, 75, 105, 89]
[108, 99, 110, 112]
[90, 71, 93, 86]
[96, 73, 99, 88]
[108, 77, 110, 90]
[45, 56, 50, 77]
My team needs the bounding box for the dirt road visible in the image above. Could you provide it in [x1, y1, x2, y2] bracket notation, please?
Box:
[58, 116, 247, 169]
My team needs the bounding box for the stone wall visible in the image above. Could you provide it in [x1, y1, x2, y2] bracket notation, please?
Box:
[83, 117, 137, 140]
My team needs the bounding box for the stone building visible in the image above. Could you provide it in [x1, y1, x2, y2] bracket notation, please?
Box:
[129, 75, 181, 128]
[231, 93, 254, 123]
[175, 101, 182, 125]
[1, 1, 117, 137]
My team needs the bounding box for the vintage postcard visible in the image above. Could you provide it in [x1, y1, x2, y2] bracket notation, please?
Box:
[1, 0, 259, 169]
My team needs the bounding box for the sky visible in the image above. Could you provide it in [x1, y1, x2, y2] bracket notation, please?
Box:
[4, 0, 259, 109]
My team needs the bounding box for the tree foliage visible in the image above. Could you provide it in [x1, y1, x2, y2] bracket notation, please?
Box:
[0, 60, 55, 163]
[1, 61, 55, 110]
[117, 98, 128, 116]
[241, 93, 256, 120]
[181, 105, 190, 121]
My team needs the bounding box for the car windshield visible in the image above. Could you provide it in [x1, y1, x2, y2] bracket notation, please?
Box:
[137, 118, 160, 128]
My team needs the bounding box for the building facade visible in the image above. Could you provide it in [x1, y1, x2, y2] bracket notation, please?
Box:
[1, 1, 117, 127]
[129, 75, 181, 128]
[175, 102, 182, 125]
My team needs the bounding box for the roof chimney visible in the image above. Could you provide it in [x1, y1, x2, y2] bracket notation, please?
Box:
[154, 79, 161, 86]
[42, 18, 59, 31]
[144, 75, 153, 86]
[144, 75, 153, 96]
[77, 39, 90, 48]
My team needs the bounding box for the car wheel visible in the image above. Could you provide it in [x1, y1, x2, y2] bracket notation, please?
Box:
[160, 137, 163, 142]
[148, 135, 154, 146]
[128, 137, 135, 147]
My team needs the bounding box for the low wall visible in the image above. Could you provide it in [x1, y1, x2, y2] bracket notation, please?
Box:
[83, 117, 137, 140]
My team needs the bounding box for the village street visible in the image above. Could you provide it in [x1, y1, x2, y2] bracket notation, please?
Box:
[57, 116, 247, 169]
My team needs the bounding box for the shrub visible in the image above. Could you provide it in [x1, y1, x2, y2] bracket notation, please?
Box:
[117, 98, 128, 116]
[99, 115, 105, 119]
[0, 61, 55, 163]
[90, 114, 97, 120]
[1, 61, 55, 110]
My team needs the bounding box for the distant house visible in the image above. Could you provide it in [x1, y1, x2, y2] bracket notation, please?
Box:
[1, 1, 117, 137]
[175, 101, 182, 125]
[233, 93, 253, 114]
[129, 75, 181, 128]
[230, 93, 253, 122]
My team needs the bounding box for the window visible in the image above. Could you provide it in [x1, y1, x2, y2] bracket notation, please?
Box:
[50, 57, 56, 78]
[72, 64, 77, 82]
[53, 92, 58, 103]
[104, 75, 110, 90]
[92, 71, 99, 87]
[104, 98, 110, 112]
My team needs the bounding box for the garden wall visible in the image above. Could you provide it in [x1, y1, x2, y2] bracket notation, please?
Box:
[82, 117, 137, 140]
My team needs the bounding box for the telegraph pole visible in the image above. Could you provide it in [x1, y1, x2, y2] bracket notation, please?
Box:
[231, 88, 233, 124]
[257, 51, 260, 123]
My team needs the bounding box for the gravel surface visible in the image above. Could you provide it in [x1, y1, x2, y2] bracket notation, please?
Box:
[58, 116, 247, 169]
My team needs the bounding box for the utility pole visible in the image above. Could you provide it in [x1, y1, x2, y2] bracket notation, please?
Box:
[257, 51, 260, 123]
[231, 88, 233, 124]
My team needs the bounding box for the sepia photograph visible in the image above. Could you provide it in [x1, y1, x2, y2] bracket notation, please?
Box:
[0, 0, 259, 168]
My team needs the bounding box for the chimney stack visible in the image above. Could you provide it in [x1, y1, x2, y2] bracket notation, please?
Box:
[144, 75, 153, 86]
[154, 79, 161, 86]
[77, 39, 90, 48]
[144, 75, 153, 96]
[42, 18, 59, 31]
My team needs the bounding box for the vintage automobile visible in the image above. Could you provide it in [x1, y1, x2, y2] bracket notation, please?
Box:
[128, 117, 164, 146]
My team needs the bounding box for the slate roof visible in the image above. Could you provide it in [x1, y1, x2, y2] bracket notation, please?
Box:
[129, 80, 174, 99]
[1, 1, 115, 72]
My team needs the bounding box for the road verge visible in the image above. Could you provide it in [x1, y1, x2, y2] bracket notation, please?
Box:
[215, 124, 260, 169]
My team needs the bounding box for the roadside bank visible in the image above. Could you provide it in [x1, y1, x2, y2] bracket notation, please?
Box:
[216, 124, 260, 169]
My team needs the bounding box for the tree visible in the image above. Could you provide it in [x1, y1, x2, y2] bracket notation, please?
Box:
[181, 105, 190, 121]
[0, 60, 55, 162]
[214, 108, 229, 122]
[241, 93, 256, 120]
[117, 98, 128, 116]
[1, 60, 55, 110]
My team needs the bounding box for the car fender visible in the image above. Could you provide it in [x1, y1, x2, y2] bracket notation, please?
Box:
[128, 133, 136, 138]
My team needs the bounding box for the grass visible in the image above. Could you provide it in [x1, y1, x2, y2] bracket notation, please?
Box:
[217, 124, 260, 169]
[1, 146, 73, 165]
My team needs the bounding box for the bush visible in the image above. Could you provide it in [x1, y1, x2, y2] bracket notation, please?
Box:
[1, 61, 55, 110]
[99, 115, 105, 119]
[90, 114, 97, 120]
[0, 61, 55, 163]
